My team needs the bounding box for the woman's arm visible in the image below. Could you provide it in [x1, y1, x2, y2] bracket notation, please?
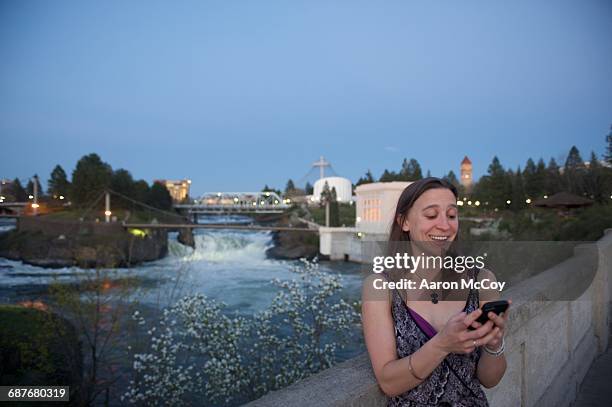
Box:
[362, 275, 496, 397]
[476, 269, 510, 388]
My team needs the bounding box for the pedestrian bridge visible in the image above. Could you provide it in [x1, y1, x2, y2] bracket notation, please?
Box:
[175, 191, 290, 214]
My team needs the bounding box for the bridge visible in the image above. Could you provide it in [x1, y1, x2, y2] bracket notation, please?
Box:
[122, 223, 316, 232]
[175, 191, 290, 214]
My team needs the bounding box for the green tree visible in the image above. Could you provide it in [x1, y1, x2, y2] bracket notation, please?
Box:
[356, 170, 375, 186]
[71, 154, 112, 207]
[262, 184, 281, 196]
[304, 182, 313, 195]
[10, 178, 27, 202]
[473, 156, 512, 209]
[147, 182, 173, 210]
[110, 169, 136, 207]
[399, 158, 423, 181]
[285, 179, 296, 194]
[48, 165, 71, 197]
[564, 146, 586, 195]
[545, 158, 563, 195]
[132, 180, 150, 204]
[584, 151, 609, 202]
[443, 170, 460, 188]
[379, 169, 397, 182]
[26, 175, 44, 197]
[605, 125, 612, 165]
[510, 167, 526, 211]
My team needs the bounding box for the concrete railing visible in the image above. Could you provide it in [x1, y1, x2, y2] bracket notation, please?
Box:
[247, 230, 612, 407]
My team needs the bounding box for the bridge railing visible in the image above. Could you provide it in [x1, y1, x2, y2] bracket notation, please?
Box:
[246, 230, 612, 407]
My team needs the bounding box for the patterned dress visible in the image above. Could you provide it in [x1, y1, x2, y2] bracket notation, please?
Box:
[386, 269, 489, 407]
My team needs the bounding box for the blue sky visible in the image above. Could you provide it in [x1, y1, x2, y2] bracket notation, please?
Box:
[1, 0, 611, 195]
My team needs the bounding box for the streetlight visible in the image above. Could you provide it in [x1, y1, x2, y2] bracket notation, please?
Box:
[526, 198, 531, 204]
[506, 200, 511, 205]
[475, 201, 480, 206]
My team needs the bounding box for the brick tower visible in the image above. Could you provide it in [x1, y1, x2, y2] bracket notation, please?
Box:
[460, 156, 473, 191]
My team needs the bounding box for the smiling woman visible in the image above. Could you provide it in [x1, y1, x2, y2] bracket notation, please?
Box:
[362, 177, 510, 406]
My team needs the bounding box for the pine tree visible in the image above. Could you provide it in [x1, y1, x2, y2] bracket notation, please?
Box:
[585, 151, 605, 202]
[473, 156, 512, 208]
[26, 175, 44, 197]
[285, 179, 296, 194]
[564, 146, 586, 195]
[356, 170, 375, 186]
[379, 169, 397, 182]
[304, 182, 314, 195]
[443, 171, 460, 188]
[399, 158, 423, 181]
[605, 125, 612, 165]
[545, 158, 563, 195]
[48, 165, 70, 197]
[10, 178, 27, 202]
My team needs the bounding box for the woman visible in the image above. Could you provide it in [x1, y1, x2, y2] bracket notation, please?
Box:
[362, 177, 510, 406]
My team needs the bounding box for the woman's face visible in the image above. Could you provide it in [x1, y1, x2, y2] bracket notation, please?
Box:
[401, 187, 458, 246]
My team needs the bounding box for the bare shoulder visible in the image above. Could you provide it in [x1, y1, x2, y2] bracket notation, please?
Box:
[477, 268, 497, 282]
[476, 268, 501, 302]
[362, 273, 392, 303]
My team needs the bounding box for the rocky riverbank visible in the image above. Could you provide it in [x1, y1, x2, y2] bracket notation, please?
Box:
[0, 227, 168, 269]
[264, 213, 321, 260]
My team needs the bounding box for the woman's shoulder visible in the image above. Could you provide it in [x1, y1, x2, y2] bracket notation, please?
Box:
[475, 267, 500, 302]
[362, 273, 394, 303]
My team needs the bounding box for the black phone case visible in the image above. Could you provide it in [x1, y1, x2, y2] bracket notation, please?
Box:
[469, 300, 509, 329]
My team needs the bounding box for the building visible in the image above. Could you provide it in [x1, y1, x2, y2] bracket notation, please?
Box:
[355, 181, 411, 235]
[155, 179, 191, 203]
[312, 176, 353, 203]
[460, 156, 473, 190]
[319, 181, 411, 262]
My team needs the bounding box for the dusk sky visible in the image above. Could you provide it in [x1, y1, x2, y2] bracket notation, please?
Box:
[1, 0, 611, 195]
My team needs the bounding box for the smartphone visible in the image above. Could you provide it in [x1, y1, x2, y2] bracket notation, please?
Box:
[468, 300, 509, 330]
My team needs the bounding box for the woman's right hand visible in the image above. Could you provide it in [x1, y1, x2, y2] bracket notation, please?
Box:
[433, 309, 497, 354]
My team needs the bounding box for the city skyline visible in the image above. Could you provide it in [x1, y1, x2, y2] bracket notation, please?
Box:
[1, 0, 611, 195]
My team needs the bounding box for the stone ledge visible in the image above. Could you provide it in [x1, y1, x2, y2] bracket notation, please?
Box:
[245, 353, 385, 407]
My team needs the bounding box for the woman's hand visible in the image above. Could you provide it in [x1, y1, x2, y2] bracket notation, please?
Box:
[433, 309, 497, 354]
[479, 300, 511, 351]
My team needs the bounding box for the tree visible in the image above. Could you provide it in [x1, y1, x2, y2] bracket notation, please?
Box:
[605, 125, 612, 165]
[304, 182, 313, 195]
[355, 170, 375, 186]
[510, 167, 526, 211]
[564, 146, 586, 195]
[285, 179, 296, 194]
[147, 182, 173, 210]
[10, 178, 27, 202]
[473, 156, 512, 209]
[110, 169, 136, 207]
[399, 158, 423, 181]
[545, 158, 563, 195]
[71, 154, 112, 207]
[379, 169, 397, 182]
[48, 165, 71, 197]
[26, 175, 44, 197]
[132, 180, 150, 204]
[262, 185, 281, 196]
[584, 151, 607, 202]
[443, 170, 460, 188]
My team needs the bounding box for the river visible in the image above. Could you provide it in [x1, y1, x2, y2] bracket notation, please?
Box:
[0, 215, 366, 404]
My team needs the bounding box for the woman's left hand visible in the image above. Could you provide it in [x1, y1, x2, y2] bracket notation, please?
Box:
[481, 299, 511, 351]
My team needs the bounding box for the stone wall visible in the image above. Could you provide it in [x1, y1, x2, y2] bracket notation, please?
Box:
[248, 230, 612, 407]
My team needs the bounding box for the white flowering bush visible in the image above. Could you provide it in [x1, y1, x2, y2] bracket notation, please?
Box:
[123, 258, 360, 406]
